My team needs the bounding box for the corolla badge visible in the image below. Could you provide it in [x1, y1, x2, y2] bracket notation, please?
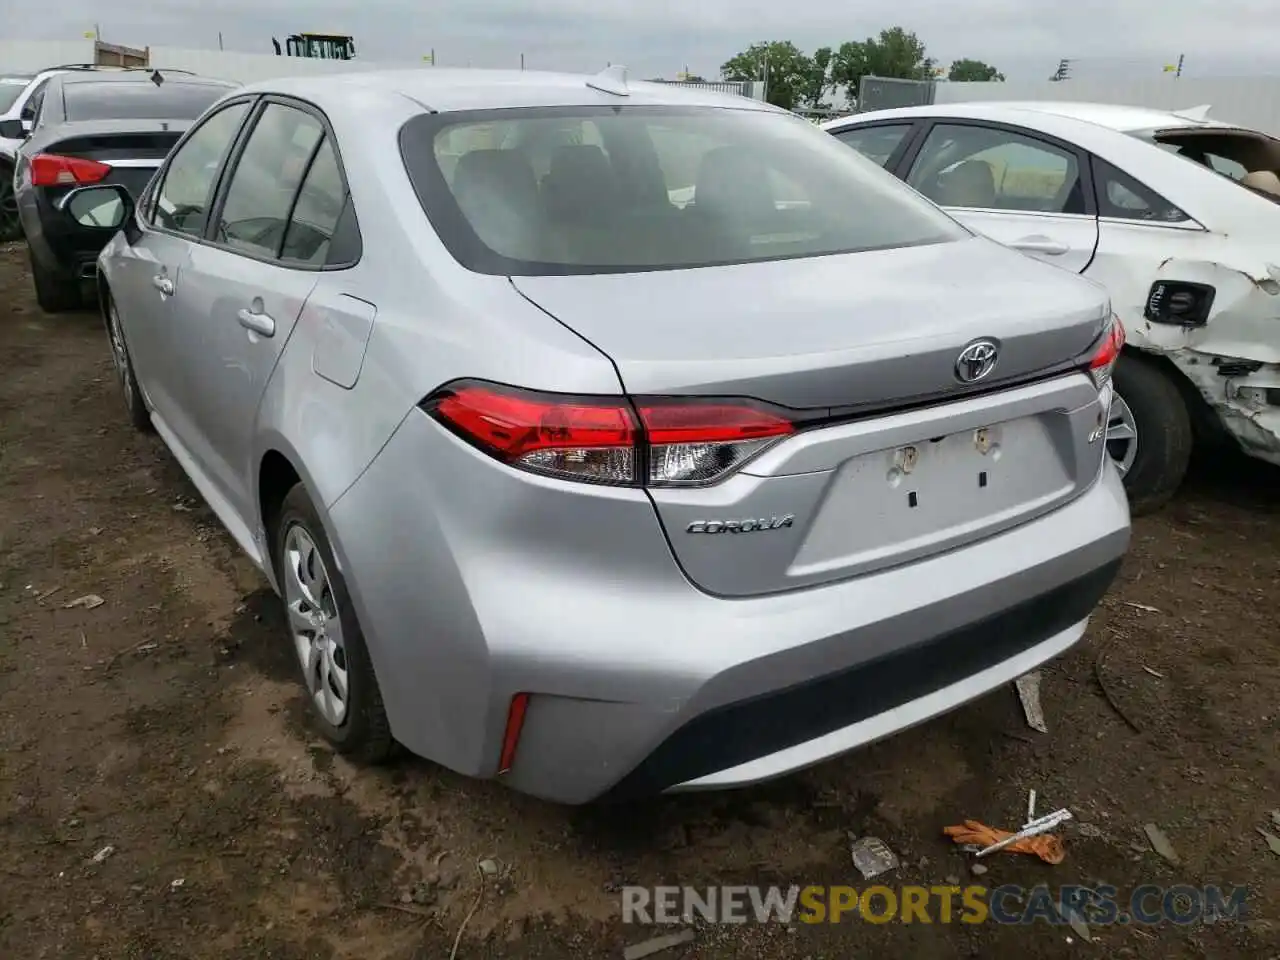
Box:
[686, 516, 795, 534]
[955, 339, 999, 384]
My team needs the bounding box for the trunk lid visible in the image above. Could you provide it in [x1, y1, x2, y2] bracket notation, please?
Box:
[514, 236, 1113, 597]
[46, 121, 188, 198]
[512, 236, 1107, 411]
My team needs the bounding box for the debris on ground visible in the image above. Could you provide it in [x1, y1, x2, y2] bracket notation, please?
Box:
[850, 836, 899, 879]
[944, 809, 1071, 864]
[90, 845, 115, 864]
[1142, 666, 1165, 678]
[1124, 601, 1161, 613]
[1143, 824, 1179, 864]
[33, 585, 62, 602]
[622, 928, 696, 960]
[1094, 645, 1143, 733]
[1257, 829, 1280, 857]
[970, 863, 988, 876]
[1014, 670, 1048, 733]
[64, 594, 105, 611]
[170, 878, 185, 890]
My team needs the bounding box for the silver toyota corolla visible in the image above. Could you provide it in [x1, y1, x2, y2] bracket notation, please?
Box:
[68, 67, 1129, 803]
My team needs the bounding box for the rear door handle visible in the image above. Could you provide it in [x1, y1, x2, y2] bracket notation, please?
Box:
[237, 307, 276, 338]
[1009, 236, 1070, 256]
[151, 275, 174, 295]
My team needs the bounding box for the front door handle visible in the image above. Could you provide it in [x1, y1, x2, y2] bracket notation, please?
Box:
[152, 275, 174, 295]
[1009, 235, 1070, 256]
[237, 307, 276, 338]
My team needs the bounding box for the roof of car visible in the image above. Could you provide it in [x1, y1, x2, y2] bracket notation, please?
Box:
[830, 100, 1235, 134]
[56, 70, 237, 88]
[242, 68, 781, 114]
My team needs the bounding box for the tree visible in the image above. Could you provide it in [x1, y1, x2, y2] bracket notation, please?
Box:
[800, 46, 833, 109]
[721, 41, 813, 111]
[948, 59, 1005, 82]
[831, 27, 934, 103]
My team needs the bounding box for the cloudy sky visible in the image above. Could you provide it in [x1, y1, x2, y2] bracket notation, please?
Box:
[8, 0, 1280, 81]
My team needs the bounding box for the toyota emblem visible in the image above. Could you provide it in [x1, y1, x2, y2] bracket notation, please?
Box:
[955, 339, 999, 384]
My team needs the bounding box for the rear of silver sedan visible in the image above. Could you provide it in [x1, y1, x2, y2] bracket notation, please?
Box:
[330, 94, 1130, 803]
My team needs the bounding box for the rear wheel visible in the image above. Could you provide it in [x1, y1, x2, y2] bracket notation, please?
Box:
[28, 246, 82, 314]
[272, 483, 394, 763]
[1108, 353, 1193, 515]
[0, 163, 20, 242]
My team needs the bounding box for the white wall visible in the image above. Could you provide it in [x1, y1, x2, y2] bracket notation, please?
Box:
[0, 40, 96, 73]
[938, 77, 1280, 136]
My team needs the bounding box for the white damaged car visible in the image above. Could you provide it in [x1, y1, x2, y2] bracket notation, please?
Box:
[825, 101, 1280, 512]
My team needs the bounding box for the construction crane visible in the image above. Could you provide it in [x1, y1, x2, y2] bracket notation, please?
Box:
[272, 34, 356, 60]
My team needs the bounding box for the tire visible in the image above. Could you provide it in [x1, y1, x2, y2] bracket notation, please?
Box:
[1109, 353, 1193, 515]
[28, 246, 82, 314]
[0, 163, 20, 243]
[103, 290, 153, 433]
[272, 483, 394, 763]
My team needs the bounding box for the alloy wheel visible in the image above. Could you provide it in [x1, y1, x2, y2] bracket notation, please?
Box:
[1105, 392, 1139, 478]
[107, 301, 134, 406]
[282, 524, 350, 726]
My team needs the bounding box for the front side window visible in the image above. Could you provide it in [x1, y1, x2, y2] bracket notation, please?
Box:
[153, 100, 250, 236]
[62, 81, 232, 121]
[214, 102, 324, 258]
[400, 105, 966, 276]
[907, 123, 1085, 214]
[831, 124, 914, 168]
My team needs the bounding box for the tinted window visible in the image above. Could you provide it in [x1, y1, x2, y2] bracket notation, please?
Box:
[1092, 158, 1190, 223]
[214, 102, 324, 258]
[401, 106, 965, 276]
[0, 76, 31, 114]
[832, 124, 913, 167]
[907, 123, 1085, 214]
[153, 101, 250, 236]
[281, 137, 346, 264]
[63, 81, 230, 121]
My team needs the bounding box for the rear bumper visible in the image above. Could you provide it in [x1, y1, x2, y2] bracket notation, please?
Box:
[329, 412, 1130, 805]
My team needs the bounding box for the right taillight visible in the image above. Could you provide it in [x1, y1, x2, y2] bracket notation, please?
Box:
[423, 381, 797, 487]
[31, 154, 111, 188]
[1088, 315, 1125, 389]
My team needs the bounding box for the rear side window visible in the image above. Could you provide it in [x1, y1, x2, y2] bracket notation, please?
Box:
[215, 103, 324, 258]
[281, 137, 346, 264]
[0, 76, 31, 114]
[1092, 158, 1190, 223]
[400, 106, 966, 276]
[831, 124, 913, 168]
[63, 81, 230, 121]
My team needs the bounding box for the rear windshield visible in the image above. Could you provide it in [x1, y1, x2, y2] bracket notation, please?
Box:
[0, 76, 32, 113]
[400, 105, 968, 275]
[63, 81, 229, 121]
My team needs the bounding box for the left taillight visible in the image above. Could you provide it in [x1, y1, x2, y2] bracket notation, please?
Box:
[423, 381, 796, 487]
[30, 154, 111, 188]
[1087, 315, 1125, 389]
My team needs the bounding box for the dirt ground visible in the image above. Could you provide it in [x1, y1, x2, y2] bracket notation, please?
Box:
[1, 239, 1278, 960]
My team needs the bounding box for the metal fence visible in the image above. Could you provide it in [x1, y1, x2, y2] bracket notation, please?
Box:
[646, 79, 765, 101]
[856, 76, 937, 112]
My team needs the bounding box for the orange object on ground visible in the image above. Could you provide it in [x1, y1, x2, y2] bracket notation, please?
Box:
[942, 819, 1066, 864]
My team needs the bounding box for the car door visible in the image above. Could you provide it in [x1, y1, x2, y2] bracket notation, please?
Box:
[165, 97, 343, 523]
[899, 121, 1100, 274]
[109, 98, 254, 425]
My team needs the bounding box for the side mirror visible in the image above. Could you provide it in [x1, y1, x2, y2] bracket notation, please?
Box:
[61, 184, 134, 231]
[0, 118, 26, 140]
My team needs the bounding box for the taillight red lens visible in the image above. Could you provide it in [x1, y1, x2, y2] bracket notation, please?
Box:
[425, 382, 797, 487]
[431, 384, 637, 485]
[1088, 316, 1126, 388]
[31, 154, 111, 188]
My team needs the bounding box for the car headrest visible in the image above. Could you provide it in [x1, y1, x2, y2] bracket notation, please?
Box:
[450, 149, 539, 246]
[938, 159, 997, 208]
[1241, 169, 1280, 198]
[542, 145, 617, 225]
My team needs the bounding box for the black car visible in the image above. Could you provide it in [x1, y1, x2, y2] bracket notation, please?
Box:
[1, 69, 238, 312]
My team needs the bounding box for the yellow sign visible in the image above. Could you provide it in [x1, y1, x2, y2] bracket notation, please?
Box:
[1163, 64, 1177, 72]
[83, 30, 96, 39]
[422, 54, 434, 63]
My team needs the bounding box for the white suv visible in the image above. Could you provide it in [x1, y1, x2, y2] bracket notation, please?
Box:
[1, 66, 82, 240]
